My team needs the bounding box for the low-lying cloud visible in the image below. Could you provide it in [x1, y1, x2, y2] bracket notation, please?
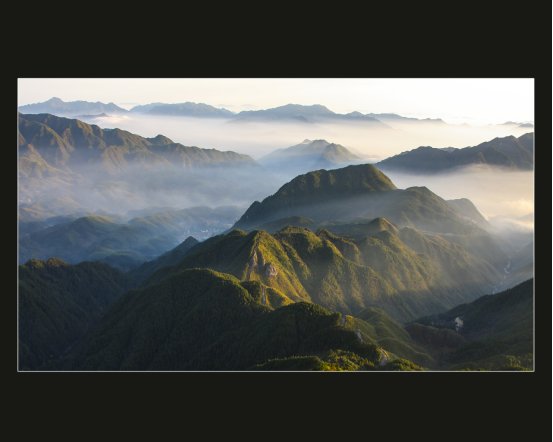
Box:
[383, 166, 534, 222]
[85, 114, 532, 161]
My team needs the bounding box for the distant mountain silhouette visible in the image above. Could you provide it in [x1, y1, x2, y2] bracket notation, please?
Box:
[19, 97, 127, 116]
[233, 104, 388, 125]
[377, 133, 533, 173]
[130, 102, 234, 118]
[260, 139, 361, 175]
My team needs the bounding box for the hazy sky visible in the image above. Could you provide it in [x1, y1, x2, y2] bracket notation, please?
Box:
[18, 78, 534, 125]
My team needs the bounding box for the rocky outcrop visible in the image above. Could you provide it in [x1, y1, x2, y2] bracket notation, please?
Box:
[246, 248, 278, 280]
[264, 263, 278, 278]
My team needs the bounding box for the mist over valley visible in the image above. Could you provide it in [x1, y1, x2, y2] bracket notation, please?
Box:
[17, 84, 535, 371]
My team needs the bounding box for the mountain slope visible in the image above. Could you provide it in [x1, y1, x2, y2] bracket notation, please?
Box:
[234, 164, 480, 235]
[446, 198, 488, 226]
[377, 133, 534, 173]
[147, 225, 500, 322]
[260, 139, 361, 175]
[19, 258, 128, 369]
[407, 279, 533, 370]
[68, 269, 391, 370]
[129, 236, 200, 285]
[19, 97, 128, 116]
[65, 268, 429, 370]
[18, 113, 255, 173]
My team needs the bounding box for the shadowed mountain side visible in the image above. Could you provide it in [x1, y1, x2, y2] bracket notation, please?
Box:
[407, 279, 533, 370]
[128, 236, 199, 285]
[65, 269, 384, 370]
[19, 259, 129, 370]
[63, 268, 431, 370]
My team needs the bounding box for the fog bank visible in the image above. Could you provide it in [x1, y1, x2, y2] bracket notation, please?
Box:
[83, 114, 532, 161]
[383, 166, 534, 229]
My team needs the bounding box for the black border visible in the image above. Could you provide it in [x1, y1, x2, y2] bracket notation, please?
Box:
[12, 2, 551, 436]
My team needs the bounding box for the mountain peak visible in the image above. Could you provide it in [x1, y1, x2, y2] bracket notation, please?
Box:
[260, 139, 359, 175]
[234, 164, 397, 230]
[149, 134, 174, 145]
[279, 164, 396, 196]
[368, 217, 399, 233]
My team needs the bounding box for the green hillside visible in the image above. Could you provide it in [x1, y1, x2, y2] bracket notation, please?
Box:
[19, 258, 129, 369]
[408, 279, 533, 370]
[146, 225, 500, 322]
[66, 268, 426, 370]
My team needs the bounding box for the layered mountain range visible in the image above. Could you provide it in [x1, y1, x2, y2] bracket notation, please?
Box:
[19, 206, 241, 270]
[18, 113, 271, 221]
[17, 110, 534, 371]
[17, 98, 467, 126]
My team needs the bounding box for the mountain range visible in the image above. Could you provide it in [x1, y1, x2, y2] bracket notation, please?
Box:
[64, 268, 426, 371]
[19, 97, 128, 115]
[18, 113, 255, 174]
[18, 206, 532, 370]
[130, 102, 234, 118]
[18, 113, 267, 221]
[377, 133, 534, 173]
[17, 109, 533, 371]
[18, 98, 463, 126]
[19, 206, 241, 270]
[232, 104, 388, 124]
[20, 256, 531, 370]
[142, 223, 503, 322]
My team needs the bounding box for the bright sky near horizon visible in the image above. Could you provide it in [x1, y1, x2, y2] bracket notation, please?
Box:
[18, 78, 534, 125]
